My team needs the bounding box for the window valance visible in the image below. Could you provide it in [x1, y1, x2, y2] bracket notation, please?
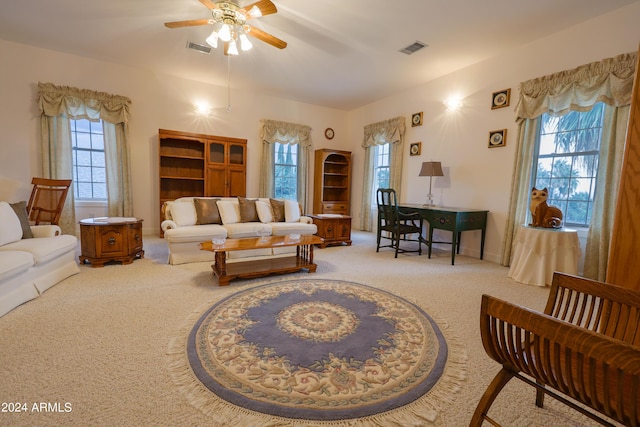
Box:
[37, 82, 131, 125]
[260, 119, 311, 146]
[515, 51, 637, 119]
[362, 116, 405, 147]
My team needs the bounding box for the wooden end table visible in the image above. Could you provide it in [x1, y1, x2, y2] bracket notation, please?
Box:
[200, 234, 323, 286]
[308, 214, 352, 248]
[79, 217, 144, 267]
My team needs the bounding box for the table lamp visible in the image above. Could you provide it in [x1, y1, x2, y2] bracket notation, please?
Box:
[419, 161, 444, 206]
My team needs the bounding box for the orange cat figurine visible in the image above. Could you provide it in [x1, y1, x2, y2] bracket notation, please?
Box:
[529, 187, 563, 228]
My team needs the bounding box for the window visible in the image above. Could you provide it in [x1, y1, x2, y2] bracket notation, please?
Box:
[273, 142, 297, 200]
[532, 103, 604, 227]
[372, 143, 390, 203]
[71, 119, 107, 200]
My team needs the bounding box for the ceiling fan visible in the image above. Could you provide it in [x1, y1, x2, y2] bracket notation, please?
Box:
[165, 0, 287, 55]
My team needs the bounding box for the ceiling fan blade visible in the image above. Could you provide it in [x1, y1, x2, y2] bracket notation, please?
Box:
[199, 0, 218, 10]
[246, 25, 287, 49]
[241, 0, 278, 18]
[164, 19, 211, 28]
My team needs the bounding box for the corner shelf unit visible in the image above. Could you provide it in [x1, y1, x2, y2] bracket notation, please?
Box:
[313, 149, 351, 215]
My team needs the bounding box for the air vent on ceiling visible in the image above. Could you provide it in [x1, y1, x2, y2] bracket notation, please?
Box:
[399, 41, 428, 55]
[186, 41, 211, 54]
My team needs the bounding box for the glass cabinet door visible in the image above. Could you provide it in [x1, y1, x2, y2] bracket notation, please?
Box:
[209, 141, 225, 164]
[229, 143, 245, 165]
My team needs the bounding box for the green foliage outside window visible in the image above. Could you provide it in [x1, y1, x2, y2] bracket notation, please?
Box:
[533, 103, 604, 227]
[274, 142, 297, 200]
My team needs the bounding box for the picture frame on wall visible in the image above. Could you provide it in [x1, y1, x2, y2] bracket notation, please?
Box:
[411, 112, 423, 127]
[491, 88, 511, 109]
[409, 142, 422, 156]
[488, 129, 507, 148]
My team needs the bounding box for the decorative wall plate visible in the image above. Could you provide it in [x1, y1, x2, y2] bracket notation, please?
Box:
[488, 129, 507, 148]
[411, 112, 423, 127]
[410, 142, 421, 156]
[491, 89, 511, 109]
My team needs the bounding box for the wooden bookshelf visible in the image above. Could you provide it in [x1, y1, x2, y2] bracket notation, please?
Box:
[313, 149, 351, 214]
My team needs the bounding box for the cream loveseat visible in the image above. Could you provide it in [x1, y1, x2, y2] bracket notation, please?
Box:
[161, 197, 317, 265]
[0, 201, 80, 317]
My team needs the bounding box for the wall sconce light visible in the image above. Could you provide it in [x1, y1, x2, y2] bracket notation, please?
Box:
[444, 96, 464, 111]
[419, 161, 444, 206]
[194, 101, 211, 116]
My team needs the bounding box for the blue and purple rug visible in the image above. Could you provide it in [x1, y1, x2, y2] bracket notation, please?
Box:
[169, 279, 466, 425]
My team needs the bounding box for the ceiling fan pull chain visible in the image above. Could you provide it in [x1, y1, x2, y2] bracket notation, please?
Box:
[227, 54, 232, 112]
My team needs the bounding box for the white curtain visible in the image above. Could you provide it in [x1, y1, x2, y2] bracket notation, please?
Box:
[502, 52, 636, 281]
[37, 82, 133, 235]
[360, 116, 406, 231]
[259, 119, 312, 212]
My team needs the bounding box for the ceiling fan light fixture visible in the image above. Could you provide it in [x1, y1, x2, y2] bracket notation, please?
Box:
[248, 5, 262, 18]
[205, 30, 219, 48]
[239, 33, 252, 51]
[218, 23, 232, 42]
[227, 39, 239, 55]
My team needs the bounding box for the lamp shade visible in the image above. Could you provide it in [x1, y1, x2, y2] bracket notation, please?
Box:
[419, 161, 444, 177]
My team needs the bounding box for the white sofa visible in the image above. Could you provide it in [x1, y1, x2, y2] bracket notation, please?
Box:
[161, 197, 318, 265]
[0, 201, 80, 317]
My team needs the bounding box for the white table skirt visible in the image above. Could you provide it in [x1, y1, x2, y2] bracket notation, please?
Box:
[508, 225, 580, 287]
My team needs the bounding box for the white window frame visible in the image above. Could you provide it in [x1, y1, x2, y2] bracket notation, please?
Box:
[70, 118, 107, 201]
[273, 142, 298, 200]
[531, 103, 604, 228]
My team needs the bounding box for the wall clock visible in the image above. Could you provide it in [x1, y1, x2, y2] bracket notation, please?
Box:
[411, 112, 423, 127]
[324, 128, 334, 140]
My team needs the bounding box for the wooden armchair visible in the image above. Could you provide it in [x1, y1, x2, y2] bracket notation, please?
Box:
[26, 177, 72, 226]
[376, 188, 423, 258]
[470, 272, 640, 426]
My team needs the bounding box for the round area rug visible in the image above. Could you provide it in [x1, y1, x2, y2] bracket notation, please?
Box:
[168, 279, 466, 426]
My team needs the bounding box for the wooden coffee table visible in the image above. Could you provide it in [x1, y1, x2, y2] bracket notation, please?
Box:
[200, 234, 324, 286]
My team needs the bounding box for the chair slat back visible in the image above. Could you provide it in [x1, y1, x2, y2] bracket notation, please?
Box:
[545, 273, 640, 346]
[26, 177, 72, 225]
[376, 188, 399, 228]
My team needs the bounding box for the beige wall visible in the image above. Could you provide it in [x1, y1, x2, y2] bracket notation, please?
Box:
[345, 2, 640, 262]
[0, 2, 638, 264]
[0, 39, 347, 234]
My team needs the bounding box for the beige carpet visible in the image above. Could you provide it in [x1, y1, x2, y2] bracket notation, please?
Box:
[0, 231, 607, 426]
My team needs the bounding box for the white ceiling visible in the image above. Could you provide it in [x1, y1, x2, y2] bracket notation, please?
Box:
[0, 0, 637, 110]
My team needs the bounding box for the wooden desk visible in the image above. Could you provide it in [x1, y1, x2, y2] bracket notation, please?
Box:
[399, 204, 488, 265]
[508, 225, 580, 286]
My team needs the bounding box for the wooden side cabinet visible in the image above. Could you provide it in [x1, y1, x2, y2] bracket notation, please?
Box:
[79, 218, 144, 267]
[308, 214, 352, 248]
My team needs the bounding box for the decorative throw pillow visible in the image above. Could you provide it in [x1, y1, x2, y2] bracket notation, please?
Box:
[194, 198, 221, 224]
[0, 201, 24, 246]
[238, 197, 259, 223]
[170, 201, 197, 226]
[284, 199, 301, 223]
[10, 201, 33, 239]
[217, 200, 240, 225]
[255, 200, 273, 223]
[270, 199, 285, 222]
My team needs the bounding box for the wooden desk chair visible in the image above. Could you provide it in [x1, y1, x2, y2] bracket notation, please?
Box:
[376, 188, 423, 258]
[26, 177, 72, 226]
